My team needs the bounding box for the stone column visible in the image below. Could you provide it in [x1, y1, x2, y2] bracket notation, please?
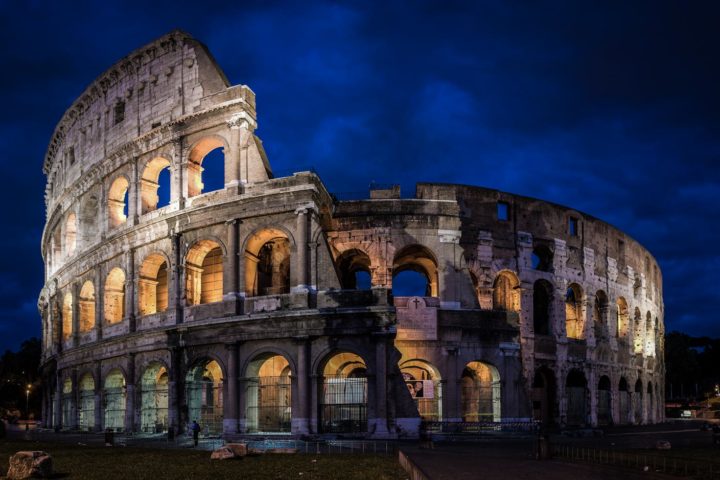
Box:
[54, 369, 62, 429]
[171, 138, 186, 209]
[224, 219, 241, 312]
[72, 282, 80, 347]
[588, 367, 597, 427]
[126, 249, 136, 332]
[168, 347, 181, 435]
[293, 207, 309, 291]
[293, 337, 310, 434]
[94, 363, 103, 431]
[71, 369, 79, 430]
[125, 353, 136, 432]
[171, 233, 184, 324]
[370, 333, 390, 437]
[223, 343, 239, 434]
[225, 118, 241, 188]
[443, 347, 461, 422]
[99, 180, 107, 240]
[128, 158, 139, 225]
[95, 267, 104, 340]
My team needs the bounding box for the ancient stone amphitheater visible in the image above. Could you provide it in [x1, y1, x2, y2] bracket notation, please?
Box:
[38, 31, 664, 439]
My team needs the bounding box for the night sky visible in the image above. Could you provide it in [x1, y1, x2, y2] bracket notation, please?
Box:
[0, 1, 718, 352]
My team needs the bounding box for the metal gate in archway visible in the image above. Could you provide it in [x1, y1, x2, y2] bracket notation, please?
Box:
[246, 376, 291, 433]
[320, 376, 367, 433]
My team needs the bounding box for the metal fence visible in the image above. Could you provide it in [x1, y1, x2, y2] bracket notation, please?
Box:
[422, 420, 538, 434]
[553, 444, 720, 479]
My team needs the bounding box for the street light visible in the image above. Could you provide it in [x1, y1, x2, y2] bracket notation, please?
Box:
[25, 384, 31, 423]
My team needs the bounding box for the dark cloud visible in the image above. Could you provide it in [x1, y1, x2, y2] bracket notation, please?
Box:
[0, 0, 718, 351]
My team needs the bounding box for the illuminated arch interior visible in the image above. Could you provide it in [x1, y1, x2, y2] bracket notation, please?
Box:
[186, 240, 223, 305]
[244, 229, 290, 296]
[140, 157, 171, 214]
[79, 281, 95, 333]
[138, 253, 169, 315]
[104, 268, 126, 324]
[246, 354, 292, 433]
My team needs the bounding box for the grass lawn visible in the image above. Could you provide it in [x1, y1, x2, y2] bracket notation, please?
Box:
[0, 441, 407, 479]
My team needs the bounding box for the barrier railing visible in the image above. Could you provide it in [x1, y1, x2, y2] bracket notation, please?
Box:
[553, 444, 720, 479]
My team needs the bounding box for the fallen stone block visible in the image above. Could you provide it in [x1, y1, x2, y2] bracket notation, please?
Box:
[225, 443, 248, 457]
[7, 451, 53, 479]
[210, 446, 237, 460]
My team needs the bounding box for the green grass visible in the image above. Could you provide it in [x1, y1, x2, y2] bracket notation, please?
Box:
[0, 441, 407, 480]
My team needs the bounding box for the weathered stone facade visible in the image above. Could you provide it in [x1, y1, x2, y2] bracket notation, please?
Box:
[39, 31, 664, 438]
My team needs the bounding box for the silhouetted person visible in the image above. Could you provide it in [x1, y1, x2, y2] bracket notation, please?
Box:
[191, 420, 201, 447]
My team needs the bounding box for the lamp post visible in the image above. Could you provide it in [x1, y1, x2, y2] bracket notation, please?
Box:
[25, 384, 31, 423]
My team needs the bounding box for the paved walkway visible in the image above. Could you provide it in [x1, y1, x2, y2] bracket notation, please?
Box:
[402, 440, 672, 480]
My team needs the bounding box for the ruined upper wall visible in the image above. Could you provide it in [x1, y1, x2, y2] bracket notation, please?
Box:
[43, 30, 234, 202]
[333, 182, 663, 298]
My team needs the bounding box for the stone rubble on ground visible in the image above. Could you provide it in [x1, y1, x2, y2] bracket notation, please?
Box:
[6, 451, 53, 480]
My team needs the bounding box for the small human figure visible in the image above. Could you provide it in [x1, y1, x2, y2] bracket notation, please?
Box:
[414, 382, 424, 398]
[191, 420, 201, 447]
[712, 423, 720, 445]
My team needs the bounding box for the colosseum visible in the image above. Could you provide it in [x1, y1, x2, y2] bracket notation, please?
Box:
[38, 31, 664, 439]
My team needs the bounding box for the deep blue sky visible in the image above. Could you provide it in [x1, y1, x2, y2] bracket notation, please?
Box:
[0, 1, 718, 352]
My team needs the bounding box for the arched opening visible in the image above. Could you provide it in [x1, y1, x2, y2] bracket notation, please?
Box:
[188, 137, 226, 197]
[392, 244, 438, 297]
[138, 254, 169, 315]
[618, 377, 630, 424]
[320, 352, 367, 433]
[104, 268, 126, 324]
[633, 274, 642, 298]
[62, 292, 73, 341]
[62, 378, 73, 428]
[186, 240, 224, 305]
[597, 376, 611, 426]
[79, 281, 95, 333]
[617, 297, 629, 338]
[140, 157, 172, 214]
[565, 370, 587, 426]
[78, 373, 95, 431]
[186, 360, 224, 435]
[78, 189, 99, 250]
[51, 229, 62, 271]
[633, 308, 643, 354]
[532, 367, 556, 425]
[461, 361, 501, 423]
[492, 271, 520, 312]
[533, 280, 552, 335]
[337, 249, 372, 290]
[647, 382, 654, 423]
[565, 283, 584, 339]
[108, 177, 129, 228]
[531, 245, 553, 271]
[645, 312, 655, 357]
[103, 369, 126, 432]
[244, 229, 290, 296]
[593, 290, 609, 339]
[65, 213, 77, 256]
[246, 354, 292, 433]
[634, 379, 643, 424]
[400, 359, 442, 421]
[140, 363, 169, 433]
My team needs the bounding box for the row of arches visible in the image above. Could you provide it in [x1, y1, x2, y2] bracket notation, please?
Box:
[531, 278, 660, 354]
[47, 136, 228, 272]
[532, 367, 660, 426]
[52, 352, 502, 434]
[53, 239, 661, 356]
